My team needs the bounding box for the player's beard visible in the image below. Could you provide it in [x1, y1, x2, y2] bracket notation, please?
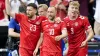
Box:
[48, 15, 55, 21]
[27, 14, 33, 18]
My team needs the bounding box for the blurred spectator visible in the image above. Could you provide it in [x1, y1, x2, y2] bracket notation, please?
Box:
[38, 4, 48, 16]
[8, 18, 20, 40]
[50, 0, 68, 20]
[10, 0, 21, 13]
[94, 0, 100, 41]
[23, 0, 38, 6]
[0, 1, 9, 26]
[37, 0, 51, 6]
[8, 18, 20, 56]
[73, 0, 89, 16]
[88, 0, 95, 29]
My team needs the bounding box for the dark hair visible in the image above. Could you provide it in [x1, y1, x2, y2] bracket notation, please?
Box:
[27, 3, 37, 10]
[19, 6, 26, 13]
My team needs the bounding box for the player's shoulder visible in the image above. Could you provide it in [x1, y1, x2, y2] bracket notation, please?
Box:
[16, 13, 25, 16]
[78, 15, 88, 20]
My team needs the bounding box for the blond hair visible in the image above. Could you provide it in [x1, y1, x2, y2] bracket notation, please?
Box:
[69, 1, 80, 7]
[38, 4, 48, 11]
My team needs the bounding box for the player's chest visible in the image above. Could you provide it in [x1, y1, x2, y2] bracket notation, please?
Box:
[44, 22, 61, 30]
[21, 19, 41, 32]
[66, 21, 83, 31]
[43, 23, 61, 34]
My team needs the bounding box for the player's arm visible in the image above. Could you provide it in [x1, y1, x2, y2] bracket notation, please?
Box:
[55, 28, 67, 41]
[3, 9, 8, 19]
[80, 27, 94, 47]
[19, 0, 27, 8]
[8, 28, 20, 38]
[33, 33, 43, 56]
[5, 0, 15, 18]
[80, 16, 94, 47]
[85, 28, 94, 42]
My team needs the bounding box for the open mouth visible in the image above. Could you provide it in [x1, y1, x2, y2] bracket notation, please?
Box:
[72, 11, 76, 14]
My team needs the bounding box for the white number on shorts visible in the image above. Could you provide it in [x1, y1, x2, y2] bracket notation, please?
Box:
[49, 29, 54, 35]
[30, 24, 36, 31]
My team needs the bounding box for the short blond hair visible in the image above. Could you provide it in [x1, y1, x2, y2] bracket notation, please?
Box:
[69, 1, 80, 7]
[38, 4, 48, 11]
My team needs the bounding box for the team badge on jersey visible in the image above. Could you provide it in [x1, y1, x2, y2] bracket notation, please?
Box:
[36, 21, 40, 25]
[54, 24, 58, 27]
[75, 22, 78, 26]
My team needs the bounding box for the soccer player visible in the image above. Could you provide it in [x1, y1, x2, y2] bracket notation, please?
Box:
[6, 0, 47, 56]
[63, 1, 94, 56]
[34, 6, 67, 56]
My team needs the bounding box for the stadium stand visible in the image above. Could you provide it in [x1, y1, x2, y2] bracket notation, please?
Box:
[0, 26, 8, 56]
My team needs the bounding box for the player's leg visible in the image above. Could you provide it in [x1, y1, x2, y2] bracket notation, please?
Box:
[66, 48, 75, 56]
[76, 46, 88, 56]
[40, 51, 49, 56]
[55, 52, 62, 56]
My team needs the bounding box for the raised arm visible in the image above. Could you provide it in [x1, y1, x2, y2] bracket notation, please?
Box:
[3, 9, 8, 19]
[5, 0, 15, 18]
[19, 0, 27, 8]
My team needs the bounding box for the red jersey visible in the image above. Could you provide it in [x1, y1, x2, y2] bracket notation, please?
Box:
[41, 20, 67, 52]
[0, 1, 5, 20]
[0, 0, 5, 2]
[15, 13, 47, 50]
[64, 15, 91, 48]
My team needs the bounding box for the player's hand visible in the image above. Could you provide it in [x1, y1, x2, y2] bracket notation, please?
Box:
[33, 48, 38, 56]
[55, 17, 61, 23]
[55, 35, 62, 41]
[80, 41, 87, 47]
